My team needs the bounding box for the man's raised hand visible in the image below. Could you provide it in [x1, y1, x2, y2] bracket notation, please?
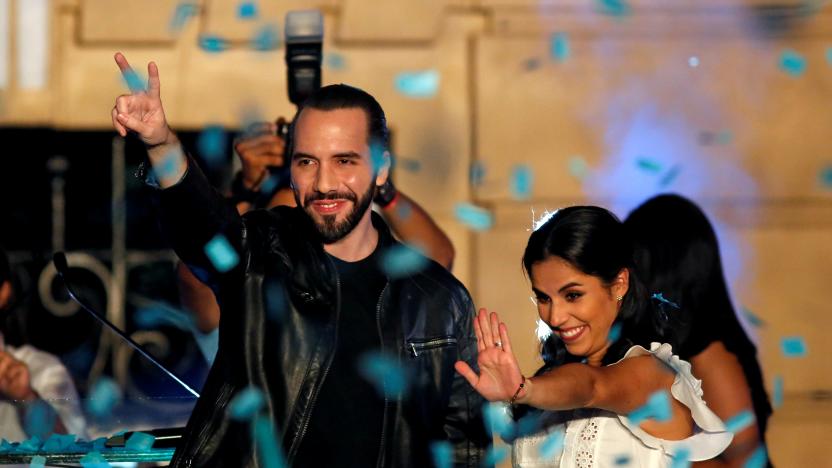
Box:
[111, 52, 171, 147]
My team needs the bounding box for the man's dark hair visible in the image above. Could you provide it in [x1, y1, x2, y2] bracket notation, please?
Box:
[290, 84, 390, 154]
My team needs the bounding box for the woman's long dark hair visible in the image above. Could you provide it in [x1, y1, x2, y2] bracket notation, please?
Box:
[523, 206, 680, 373]
[624, 194, 772, 440]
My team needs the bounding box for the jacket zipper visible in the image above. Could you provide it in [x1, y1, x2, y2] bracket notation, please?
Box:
[288, 258, 341, 460]
[407, 337, 458, 357]
[375, 282, 390, 468]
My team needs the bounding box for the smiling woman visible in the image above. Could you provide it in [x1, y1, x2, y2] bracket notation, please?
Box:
[454, 206, 734, 467]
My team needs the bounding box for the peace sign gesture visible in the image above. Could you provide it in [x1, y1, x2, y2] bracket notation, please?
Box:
[111, 52, 172, 147]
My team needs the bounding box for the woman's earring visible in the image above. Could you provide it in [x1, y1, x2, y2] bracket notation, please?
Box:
[616, 295, 623, 302]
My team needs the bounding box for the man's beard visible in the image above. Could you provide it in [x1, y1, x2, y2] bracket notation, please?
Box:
[297, 183, 376, 244]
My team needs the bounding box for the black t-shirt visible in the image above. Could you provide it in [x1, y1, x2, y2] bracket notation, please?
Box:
[292, 248, 388, 467]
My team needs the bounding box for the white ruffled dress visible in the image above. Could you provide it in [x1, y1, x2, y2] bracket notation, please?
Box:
[511, 343, 733, 467]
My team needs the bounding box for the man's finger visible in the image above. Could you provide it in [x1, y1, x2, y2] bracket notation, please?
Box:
[112, 108, 127, 137]
[147, 61, 161, 98]
[117, 112, 149, 136]
[454, 361, 479, 389]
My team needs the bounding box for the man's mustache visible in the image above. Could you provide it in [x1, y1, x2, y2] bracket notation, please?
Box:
[304, 191, 357, 204]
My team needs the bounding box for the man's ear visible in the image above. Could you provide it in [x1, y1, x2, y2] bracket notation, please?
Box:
[375, 150, 391, 187]
[0, 281, 11, 310]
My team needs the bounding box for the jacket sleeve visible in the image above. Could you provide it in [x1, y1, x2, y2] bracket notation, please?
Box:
[445, 292, 492, 467]
[153, 156, 245, 284]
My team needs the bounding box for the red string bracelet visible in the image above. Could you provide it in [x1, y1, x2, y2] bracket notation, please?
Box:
[510, 375, 527, 405]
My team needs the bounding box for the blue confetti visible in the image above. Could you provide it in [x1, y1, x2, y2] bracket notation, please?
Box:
[204, 234, 240, 273]
[253, 416, 288, 468]
[524, 58, 542, 71]
[636, 158, 662, 173]
[568, 156, 589, 180]
[781, 336, 807, 358]
[252, 24, 280, 51]
[670, 446, 691, 468]
[744, 446, 768, 468]
[120, 68, 146, 93]
[550, 33, 570, 62]
[379, 244, 429, 279]
[19, 436, 42, 452]
[628, 390, 672, 424]
[820, 165, 832, 189]
[652, 292, 680, 309]
[264, 280, 289, 323]
[358, 352, 409, 398]
[86, 377, 121, 418]
[430, 440, 453, 468]
[538, 430, 564, 458]
[779, 50, 806, 77]
[237, 1, 258, 19]
[325, 53, 347, 70]
[483, 402, 514, 439]
[199, 35, 230, 53]
[24, 400, 55, 440]
[659, 164, 682, 188]
[135, 305, 195, 331]
[229, 386, 266, 421]
[259, 175, 279, 195]
[395, 70, 440, 99]
[170, 2, 198, 32]
[371, 143, 387, 173]
[484, 445, 509, 465]
[470, 161, 486, 187]
[827, 47, 832, 65]
[608, 322, 622, 344]
[614, 454, 631, 465]
[197, 125, 228, 169]
[596, 0, 632, 16]
[29, 455, 46, 467]
[42, 433, 76, 452]
[454, 203, 493, 231]
[773, 375, 784, 408]
[154, 151, 184, 182]
[396, 201, 413, 220]
[125, 432, 156, 451]
[400, 158, 422, 172]
[79, 450, 109, 467]
[725, 410, 756, 434]
[510, 164, 534, 200]
[742, 307, 766, 328]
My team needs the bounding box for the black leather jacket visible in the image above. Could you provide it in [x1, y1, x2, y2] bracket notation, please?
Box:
[153, 160, 491, 467]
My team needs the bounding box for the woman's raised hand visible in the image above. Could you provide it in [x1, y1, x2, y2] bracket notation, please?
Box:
[455, 308, 525, 402]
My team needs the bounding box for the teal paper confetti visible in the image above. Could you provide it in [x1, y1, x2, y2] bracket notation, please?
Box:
[204, 234, 240, 273]
[86, 377, 121, 418]
[742, 307, 766, 328]
[325, 53, 347, 70]
[510, 164, 534, 200]
[24, 400, 55, 439]
[253, 416, 288, 468]
[358, 352, 409, 398]
[538, 430, 564, 458]
[744, 446, 768, 468]
[484, 445, 509, 465]
[614, 454, 631, 465]
[29, 455, 46, 467]
[550, 33, 570, 62]
[430, 440, 453, 468]
[725, 410, 756, 434]
[237, 2, 258, 19]
[259, 175, 279, 195]
[827, 47, 832, 65]
[199, 35, 230, 53]
[252, 24, 280, 51]
[371, 143, 387, 173]
[652, 292, 680, 309]
[596, 0, 632, 16]
[454, 203, 493, 231]
[120, 68, 146, 93]
[779, 50, 806, 77]
[19, 436, 42, 452]
[773, 375, 784, 408]
[670, 446, 691, 468]
[636, 158, 662, 173]
[483, 402, 514, 438]
[125, 432, 156, 451]
[781, 336, 807, 358]
[470, 161, 486, 187]
[154, 151, 183, 181]
[42, 433, 75, 452]
[197, 125, 228, 169]
[135, 305, 195, 331]
[79, 450, 109, 467]
[628, 390, 672, 423]
[568, 156, 589, 180]
[229, 386, 266, 421]
[608, 322, 622, 344]
[659, 164, 681, 188]
[170, 2, 198, 32]
[379, 244, 429, 279]
[395, 70, 440, 99]
[820, 165, 832, 188]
